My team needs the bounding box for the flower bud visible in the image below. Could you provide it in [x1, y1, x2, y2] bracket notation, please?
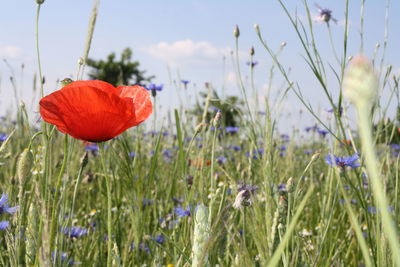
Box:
[36, 0, 45, 4]
[233, 25, 240, 38]
[344, 55, 378, 107]
[254, 24, 260, 34]
[213, 111, 222, 127]
[60, 78, 74, 87]
[250, 46, 255, 56]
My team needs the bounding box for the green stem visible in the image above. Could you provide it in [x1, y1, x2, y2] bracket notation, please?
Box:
[49, 134, 69, 252]
[357, 101, 400, 265]
[100, 145, 112, 267]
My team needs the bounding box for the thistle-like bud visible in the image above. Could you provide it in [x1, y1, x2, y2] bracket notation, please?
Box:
[311, 152, 321, 162]
[195, 122, 207, 134]
[36, 0, 45, 4]
[212, 111, 222, 127]
[233, 25, 240, 38]
[250, 46, 255, 56]
[286, 177, 294, 193]
[17, 149, 34, 185]
[344, 55, 378, 107]
[61, 78, 74, 87]
[80, 152, 89, 169]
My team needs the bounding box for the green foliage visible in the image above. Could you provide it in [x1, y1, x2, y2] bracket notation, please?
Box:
[192, 90, 244, 127]
[86, 48, 154, 86]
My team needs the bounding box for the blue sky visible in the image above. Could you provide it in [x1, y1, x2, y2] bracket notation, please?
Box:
[1, 0, 399, 132]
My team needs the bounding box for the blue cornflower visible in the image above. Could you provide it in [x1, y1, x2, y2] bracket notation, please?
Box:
[280, 134, 290, 142]
[226, 126, 239, 134]
[325, 154, 361, 169]
[163, 149, 173, 157]
[315, 4, 337, 23]
[368, 206, 377, 214]
[390, 144, 400, 151]
[63, 226, 88, 238]
[318, 129, 329, 137]
[85, 144, 99, 152]
[154, 234, 165, 244]
[305, 125, 319, 132]
[246, 61, 258, 67]
[181, 80, 190, 86]
[147, 83, 163, 91]
[231, 145, 241, 151]
[217, 156, 227, 165]
[0, 193, 18, 215]
[174, 206, 191, 218]
[0, 221, 9, 231]
[147, 83, 163, 97]
[0, 134, 7, 142]
[304, 149, 313, 155]
[128, 152, 136, 158]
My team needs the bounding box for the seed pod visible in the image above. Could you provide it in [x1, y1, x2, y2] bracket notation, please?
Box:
[17, 149, 34, 185]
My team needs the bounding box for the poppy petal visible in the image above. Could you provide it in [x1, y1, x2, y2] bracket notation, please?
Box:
[64, 80, 120, 95]
[118, 85, 152, 126]
[40, 85, 135, 141]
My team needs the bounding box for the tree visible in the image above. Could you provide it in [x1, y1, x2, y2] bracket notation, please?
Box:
[191, 89, 244, 127]
[86, 48, 154, 86]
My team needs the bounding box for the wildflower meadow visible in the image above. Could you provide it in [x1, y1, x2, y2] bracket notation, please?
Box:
[1, 0, 400, 266]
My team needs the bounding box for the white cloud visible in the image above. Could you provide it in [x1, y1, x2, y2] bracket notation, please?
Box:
[142, 39, 232, 66]
[0, 45, 21, 58]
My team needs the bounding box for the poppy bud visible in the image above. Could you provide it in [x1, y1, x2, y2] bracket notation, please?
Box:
[254, 24, 260, 35]
[36, 0, 45, 4]
[233, 25, 240, 38]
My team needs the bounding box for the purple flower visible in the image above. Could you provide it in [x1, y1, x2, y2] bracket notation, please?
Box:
[85, 144, 99, 152]
[315, 4, 337, 23]
[231, 145, 241, 151]
[147, 83, 163, 91]
[174, 206, 191, 218]
[0, 134, 7, 142]
[181, 80, 190, 86]
[0, 221, 9, 231]
[246, 61, 258, 68]
[226, 126, 239, 134]
[154, 234, 165, 244]
[304, 149, 313, 155]
[318, 129, 329, 137]
[128, 152, 136, 158]
[325, 154, 361, 169]
[0, 194, 18, 215]
[305, 125, 319, 132]
[63, 226, 88, 239]
[147, 83, 164, 97]
[390, 144, 400, 151]
[217, 156, 227, 165]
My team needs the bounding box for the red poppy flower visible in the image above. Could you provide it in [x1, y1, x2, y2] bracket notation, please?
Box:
[39, 80, 152, 142]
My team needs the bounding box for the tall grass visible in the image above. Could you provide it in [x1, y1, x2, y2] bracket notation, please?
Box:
[0, 0, 398, 266]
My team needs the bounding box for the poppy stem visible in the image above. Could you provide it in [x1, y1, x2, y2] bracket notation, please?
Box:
[100, 144, 113, 267]
[35, 3, 44, 99]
